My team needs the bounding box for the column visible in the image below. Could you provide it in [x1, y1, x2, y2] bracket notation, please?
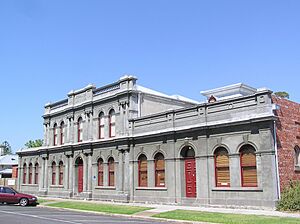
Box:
[41, 158, 45, 189]
[65, 156, 69, 189]
[17, 158, 22, 191]
[148, 160, 155, 187]
[117, 150, 124, 191]
[124, 149, 130, 193]
[229, 154, 241, 187]
[87, 153, 92, 192]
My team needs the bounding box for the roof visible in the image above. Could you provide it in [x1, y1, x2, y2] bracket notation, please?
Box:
[137, 85, 200, 104]
[0, 169, 12, 174]
[200, 83, 258, 101]
[0, 155, 18, 166]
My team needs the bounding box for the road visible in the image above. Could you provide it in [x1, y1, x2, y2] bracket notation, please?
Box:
[0, 205, 172, 224]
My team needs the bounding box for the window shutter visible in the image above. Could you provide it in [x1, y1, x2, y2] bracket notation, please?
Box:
[215, 152, 230, 187]
[241, 147, 257, 187]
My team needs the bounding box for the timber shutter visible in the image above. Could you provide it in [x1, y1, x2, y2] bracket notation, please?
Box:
[215, 148, 230, 187]
[240, 145, 257, 187]
[139, 155, 147, 187]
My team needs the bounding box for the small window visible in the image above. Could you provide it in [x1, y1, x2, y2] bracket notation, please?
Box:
[155, 153, 165, 187]
[98, 158, 104, 186]
[240, 145, 257, 187]
[108, 157, 115, 187]
[214, 147, 230, 187]
[28, 163, 33, 184]
[60, 121, 65, 145]
[52, 162, 56, 185]
[295, 146, 300, 171]
[53, 123, 58, 146]
[109, 110, 116, 138]
[99, 112, 105, 139]
[59, 161, 64, 185]
[34, 163, 39, 185]
[138, 155, 148, 187]
[78, 117, 83, 142]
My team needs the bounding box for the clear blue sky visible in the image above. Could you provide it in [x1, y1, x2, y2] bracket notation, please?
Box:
[0, 0, 299, 152]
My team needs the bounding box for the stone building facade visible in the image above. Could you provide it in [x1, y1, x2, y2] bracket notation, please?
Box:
[18, 76, 296, 208]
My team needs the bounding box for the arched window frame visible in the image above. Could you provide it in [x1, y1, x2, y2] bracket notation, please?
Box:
[240, 145, 258, 187]
[23, 164, 27, 184]
[59, 161, 64, 186]
[155, 153, 165, 187]
[28, 163, 33, 184]
[98, 112, 105, 139]
[97, 158, 104, 186]
[53, 123, 58, 146]
[77, 117, 83, 142]
[295, 146, 300, 167]
[34, 163, 39, 185]
[108, 157, 115, 187]
[138, 155, 148, 187]
[51, 162, 56, 185]
[60, 121, 65, 145]
[214, 147, 230, 187]
[109, 110, 116, 138]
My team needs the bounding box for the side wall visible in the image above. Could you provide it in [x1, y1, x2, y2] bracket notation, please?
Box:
[272, 96, 300, 191]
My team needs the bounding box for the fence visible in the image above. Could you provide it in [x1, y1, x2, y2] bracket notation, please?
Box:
[0, 178, 17, 189]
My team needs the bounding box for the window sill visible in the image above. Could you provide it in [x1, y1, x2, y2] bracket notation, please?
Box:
[21, 184, 38, 187]
[212, 187, 263, 192]
[95, 186, 116, 190]
[50, 185, 64, 188]
[136, 187, 167, 191]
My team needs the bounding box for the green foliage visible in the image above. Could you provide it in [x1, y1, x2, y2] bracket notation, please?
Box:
[0, 141, 12, 155]
[154, 210, 300, 224]
[277, 181, 300, 211]
[25, 139, 43, 148]
[274, 91, 290, 99]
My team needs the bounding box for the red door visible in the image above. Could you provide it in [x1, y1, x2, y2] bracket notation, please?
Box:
[185, 158, 196, 198]
[78, 163, 83, 193]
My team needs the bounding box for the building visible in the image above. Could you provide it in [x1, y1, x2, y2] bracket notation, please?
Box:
[0, 154, 18, 178]
[17, 76, 300, 208]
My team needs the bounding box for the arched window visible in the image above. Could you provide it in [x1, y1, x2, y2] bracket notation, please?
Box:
[59, 161, 64, 185]
[138, 155, 147, 187]
[109, 110, 116, 138]
[98, 112, 105, 139]
[108, 157, 115, 186]
[34, 163, 39, 185]
[52, 162, 56, 185]
[78, 117, 83, 142]
[60, 121, 65, 145]
[28, 163, 33, 184]
[97, 158, 104, 186]
[240, 145, 257, 187]
[53, 123, 58, 146]
[155, 153, 165, 187]
[214, 147, 230, 187]
[295, 146, 300, 167]
[23, 164, 27, 184]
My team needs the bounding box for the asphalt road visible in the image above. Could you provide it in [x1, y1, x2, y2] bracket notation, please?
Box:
[0, 205, 171, 224]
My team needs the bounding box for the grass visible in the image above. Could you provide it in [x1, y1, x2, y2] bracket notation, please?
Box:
[47, 201, 151, 215]
[37, 198, 52, 204]
[153, 210, 300, 224]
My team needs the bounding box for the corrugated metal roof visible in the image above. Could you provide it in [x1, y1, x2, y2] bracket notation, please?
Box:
[0, 155, 18, 166]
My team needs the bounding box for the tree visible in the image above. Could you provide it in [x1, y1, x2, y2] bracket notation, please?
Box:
[274, 91, 289, 99]
[25, 139, 43, 148]
[0, 141, 12, 155]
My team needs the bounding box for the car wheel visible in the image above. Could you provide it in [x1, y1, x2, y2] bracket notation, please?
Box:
[19, 198, 29, 207]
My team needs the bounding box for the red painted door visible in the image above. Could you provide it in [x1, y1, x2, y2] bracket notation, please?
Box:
[185, 158, 196, 198]
[78, 164, 83, 193]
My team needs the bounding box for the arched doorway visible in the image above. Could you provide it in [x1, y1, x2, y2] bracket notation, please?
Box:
[75, 157, 83, 193]
[181, 146, 196, 198]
